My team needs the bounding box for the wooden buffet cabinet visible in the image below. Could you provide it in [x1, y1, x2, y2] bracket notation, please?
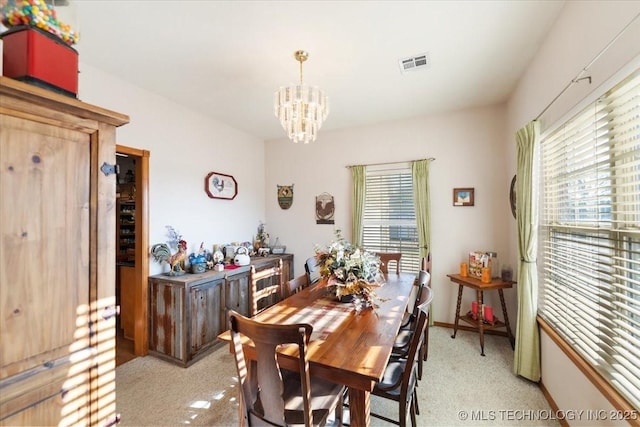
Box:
[148, 254, 293, 367]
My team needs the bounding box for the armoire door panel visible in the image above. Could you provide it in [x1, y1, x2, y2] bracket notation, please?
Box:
[0, 76, 128, 426]
[1, 115, 91, 373]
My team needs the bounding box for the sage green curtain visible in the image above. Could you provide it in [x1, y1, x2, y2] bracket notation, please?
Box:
[412, 159, 433, 325]
[513, 121, 541, 382]
[351, 165, 366, 246]
[411, 160, 431, 259]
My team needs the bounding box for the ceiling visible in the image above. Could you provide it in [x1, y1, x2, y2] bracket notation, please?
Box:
[72, 1, 565, 141]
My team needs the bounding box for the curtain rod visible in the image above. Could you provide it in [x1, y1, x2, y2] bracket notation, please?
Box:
[534, 12, 640, 121]
[345, 157, 435, 168]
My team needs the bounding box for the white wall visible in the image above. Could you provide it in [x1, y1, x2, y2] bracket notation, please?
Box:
[73, 0, 640, 414]
[77, 63, 266, 275]
[506, 0, 640, 419]
[265, 104, 515, 325]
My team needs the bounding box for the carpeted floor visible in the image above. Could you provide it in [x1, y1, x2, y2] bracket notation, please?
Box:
[115, 326, 557, 426]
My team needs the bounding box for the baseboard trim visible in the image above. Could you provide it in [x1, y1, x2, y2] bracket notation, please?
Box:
[539, 380, 569, 427]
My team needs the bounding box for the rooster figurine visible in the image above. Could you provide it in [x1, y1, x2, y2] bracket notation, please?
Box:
[151, 239, 188, 275]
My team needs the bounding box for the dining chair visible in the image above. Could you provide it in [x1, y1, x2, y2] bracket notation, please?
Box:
[249, 259, 283, 316]
[287, 273, 310, 297]
[421, 252, 432, 274]
[421, 252, 432, 362]
[393, 269, 431, 379]
[305, 256, 321, 284]
[370, 287, 433, 427]
[376, 252, 402, 275]
[228, 310, 345, 427]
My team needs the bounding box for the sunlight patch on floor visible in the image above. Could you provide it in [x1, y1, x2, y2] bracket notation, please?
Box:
[190, 400, 211, 409]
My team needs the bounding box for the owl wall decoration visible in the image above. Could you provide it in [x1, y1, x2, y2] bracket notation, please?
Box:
[277, 184, 294, 209]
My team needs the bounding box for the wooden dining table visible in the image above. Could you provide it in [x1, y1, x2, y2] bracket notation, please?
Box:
[217, 272, 416, 426]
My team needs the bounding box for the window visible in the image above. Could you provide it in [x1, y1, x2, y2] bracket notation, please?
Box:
[539, 69, 640, 410]
[362, 166, 420, 272]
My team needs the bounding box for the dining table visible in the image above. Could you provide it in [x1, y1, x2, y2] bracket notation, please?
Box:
[217, 272, 416, 426]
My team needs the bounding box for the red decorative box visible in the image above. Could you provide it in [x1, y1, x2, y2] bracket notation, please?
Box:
[1, 25, 78, 97]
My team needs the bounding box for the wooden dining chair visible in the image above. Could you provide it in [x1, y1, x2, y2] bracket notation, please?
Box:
[370, 287, 433, 427]
[421, 252, 432, 274]
[249, 259, 283, 317]
[229, 310, 345, 427]
[421, 252, 432, 362]
[393, 270, 431, 379]
[305, 257, 321, 284]
[376, 252, 402, 275]
[287, 273, 310, 297]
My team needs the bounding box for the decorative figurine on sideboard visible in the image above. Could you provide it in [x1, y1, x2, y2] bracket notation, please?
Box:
[234, 246, 251, 266]
[150, 226, 187, 276]
[188, 242, 207, 274]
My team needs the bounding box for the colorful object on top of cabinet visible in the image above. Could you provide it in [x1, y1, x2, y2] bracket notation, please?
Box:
[277, 184, 294, 209]
[0, 0, 79, 45]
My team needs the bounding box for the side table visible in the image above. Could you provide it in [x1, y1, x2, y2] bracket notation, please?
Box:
[447, 273, 515, 356]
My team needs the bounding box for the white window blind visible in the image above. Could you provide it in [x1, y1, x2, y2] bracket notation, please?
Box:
[362, 166, 420, 273]
[539, 69, 640, 410]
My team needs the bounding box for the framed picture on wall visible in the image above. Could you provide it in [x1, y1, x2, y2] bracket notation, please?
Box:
[453, 188, 474, 206]
[205, 172, 238, 200]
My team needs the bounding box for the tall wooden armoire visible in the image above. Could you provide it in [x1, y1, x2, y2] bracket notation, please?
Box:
[0, 77, 129, 426]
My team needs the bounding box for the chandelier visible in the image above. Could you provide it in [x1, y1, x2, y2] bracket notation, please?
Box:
[274, 50, 329, 144]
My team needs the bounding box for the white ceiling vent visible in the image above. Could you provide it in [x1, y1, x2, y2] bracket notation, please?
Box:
[398, 52, 430, 74]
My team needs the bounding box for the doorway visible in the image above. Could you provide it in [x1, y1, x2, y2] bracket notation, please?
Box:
[115, 145, 150, 365]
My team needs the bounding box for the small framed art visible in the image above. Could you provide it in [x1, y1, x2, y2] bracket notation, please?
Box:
[205, 172, 237, 200]
[453, 188, 474, 206]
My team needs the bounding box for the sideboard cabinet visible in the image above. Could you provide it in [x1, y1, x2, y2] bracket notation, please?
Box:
[148, 254, 293, 366]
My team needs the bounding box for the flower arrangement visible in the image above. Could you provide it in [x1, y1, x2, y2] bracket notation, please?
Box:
[314, 230, 385, 312]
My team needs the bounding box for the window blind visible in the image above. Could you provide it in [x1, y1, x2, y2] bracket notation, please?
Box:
[362, 167, 420, 273]
[539, 69, 640, 410]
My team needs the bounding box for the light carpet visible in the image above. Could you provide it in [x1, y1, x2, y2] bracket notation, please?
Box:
[116, 326, 557, 426]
